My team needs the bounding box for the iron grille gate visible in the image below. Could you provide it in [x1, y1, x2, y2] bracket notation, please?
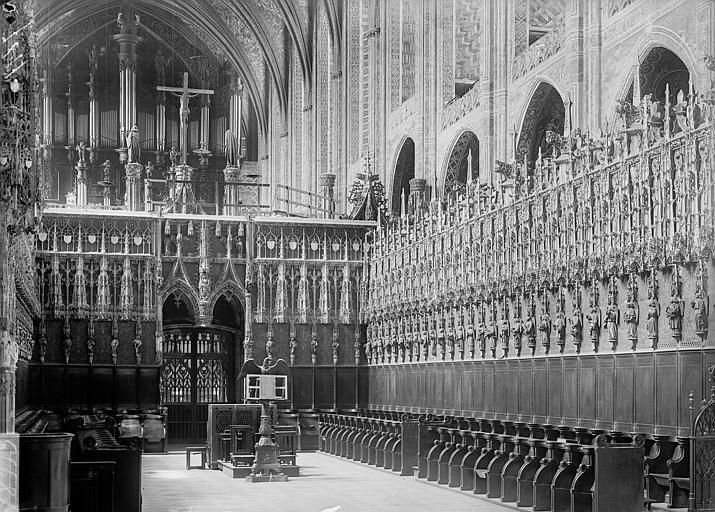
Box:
[161, 326, 235, 443]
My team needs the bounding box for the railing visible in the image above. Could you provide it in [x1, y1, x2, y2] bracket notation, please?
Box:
[272, 184, 336, 218]
[365, 114, 714, 364]
[144, 177, 270, 215]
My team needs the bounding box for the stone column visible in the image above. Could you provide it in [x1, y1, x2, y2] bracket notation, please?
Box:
[229, 72, 244, 151]
[40, 70, 52, 161]
[75, 160, 88, 205]
[200, 95, 210, 151]
[113, 7, 143, 147]
[223, 166, 241, 215]
[319, 173, 336, 219]
[65, 63, 75, 151]
[408, 177, 427, 214]
[124, 162, 144, 211]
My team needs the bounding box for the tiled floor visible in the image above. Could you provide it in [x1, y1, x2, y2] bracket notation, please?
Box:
[141, 449, 513, 512]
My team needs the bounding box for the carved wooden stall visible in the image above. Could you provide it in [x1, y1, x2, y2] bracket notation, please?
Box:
[362, 100, 715, 508]
[691, 387, 715, 511]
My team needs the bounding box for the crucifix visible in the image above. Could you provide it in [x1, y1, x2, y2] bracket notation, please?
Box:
[157, 72, 214, 165]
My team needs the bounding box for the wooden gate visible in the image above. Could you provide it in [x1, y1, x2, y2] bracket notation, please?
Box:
[692, 388, 715, 511]
[161, 326, 236, 443]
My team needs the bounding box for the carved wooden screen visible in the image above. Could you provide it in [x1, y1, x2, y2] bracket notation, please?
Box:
[692, 396, 715, 511]
[162, 326, 235, 443]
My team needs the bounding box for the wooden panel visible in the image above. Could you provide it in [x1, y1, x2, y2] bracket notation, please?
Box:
[655, 352, 678, 435]
[614, 355, 634, 430]
[358, 366, 370, 407]
[547, 358, 562, 424]
[533, 359, 547, 423]
[89, 367, 114, 409]
[42, 366, 65, 407]
[580, 356, 596, 428]
[680, 351, 704, 434]
[563, 358, 579, 425]
[115, 368, 137, 408]
[634, 353, 654, 431]
[292, 368, 313, 409]
[494, 360, 507, 420]
[596, 355, 614, 429]
[139, 367, 160, 408]
[336, 367, 357, 409]
[314, 368, 335, 409]
[484, 362, 495, 417]
[519, 359, 533, 422]
[506, 359, 518, 419]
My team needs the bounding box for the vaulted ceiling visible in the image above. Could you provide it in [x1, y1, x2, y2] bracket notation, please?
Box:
[33, 0, 342, 136]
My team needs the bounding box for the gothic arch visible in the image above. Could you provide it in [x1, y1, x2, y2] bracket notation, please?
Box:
[207, 280, 246, 314]
[390, 137, 415, 214]
[515, 80, 565, 168]
[160, 279, 200, 324]
[441, 130, 479, 196]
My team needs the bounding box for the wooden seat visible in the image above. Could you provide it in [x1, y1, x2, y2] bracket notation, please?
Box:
[276, 429, 298, 466]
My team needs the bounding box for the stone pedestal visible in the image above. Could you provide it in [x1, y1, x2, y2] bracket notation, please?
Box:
[223, 166, 241, 215]
[124, 162, 143, 211]
[173, 164, 196, 214]
[75, 161, 88, 206]
[319, 173, 336, 219]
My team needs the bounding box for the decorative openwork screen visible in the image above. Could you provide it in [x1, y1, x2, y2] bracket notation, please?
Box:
[162, 326, 235, 443]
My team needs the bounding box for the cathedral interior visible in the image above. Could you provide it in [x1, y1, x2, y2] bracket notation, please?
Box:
[1, 0, 715, 511]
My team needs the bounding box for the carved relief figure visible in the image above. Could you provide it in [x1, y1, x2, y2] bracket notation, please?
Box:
[538, 307, 551, 352]
[289, 334, 297, 366]
[665, 285, 684, 339]
[623, 299, 638, 347]
[169, 145, 180, 167]
[524, 308, 536, 354]
[570, 299, 583, 350]
[111, 336, 119, 365]
[63, 316, 72, 364]
[134, 335, 142, 365]
[75, 140, 87, 163]
[310, 329, 318, 365]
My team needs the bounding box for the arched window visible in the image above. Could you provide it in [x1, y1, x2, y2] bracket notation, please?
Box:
[516, 82, 565, 171]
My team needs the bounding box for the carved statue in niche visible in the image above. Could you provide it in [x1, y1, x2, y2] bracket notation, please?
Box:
[87, 317, 96, 365]
[420, 317, 429, 360]
[243, 334, 254, 361]
[500, 302, 511, 358]
[486, 305, 497, 358]
[552, 287, 566, 351]
[624, 273, 639, 350]
[466, 318, 475, 359]
[332, 326, 340, 366]
[643, 270, 660, 348]
[692, 288, 709, 338]
[363, 339, 372, 365]
[289, 331, 297, 366]
[570, 291, 583, 351]
[63, 316, 72, 364]
[665, 267, 684, 340]
[38, 317, 47, 364]
[134, 335, 142, 365]
[111, 333, 119, 365]
[604, 278, 619, 349]
[477, 306, 486, 358]
[538, 293, 551, 353]
[126, 125, 141, 164]
[354, 337, 362, 365]
[524, 299, 536, 355]
[587, 281, 601, 352]
[512, 309, 524, 357]
[310, 328, 318, 365]
[265, 328, 275, 361]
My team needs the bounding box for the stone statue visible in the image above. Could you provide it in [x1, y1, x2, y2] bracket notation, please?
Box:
[524, 311, 536, 353]
[538, 309, 551, 351]
[570, 302, 583, 348]
[665, 287, 684, 338]
[310, 329, 318, 365]
[75, 140, 87, 163]
[646, 298, 659, 347]
[111, 335, 119, 364]
[86, 334, 95, 365]
[100, 159, 112, 182]
[134, 335, 142, 365]
[500, 310, 510, 357]
[587, 304, 601, 349]
[224, 129, 240, 168]
[145, 160, 154, 178]
[604, 303, 618, 347]
[126, 125, 141, 163]
[692, 289, 709, 337]
[169, 146, 180, 167]
[332, 331, 340, 365]
[289, 335, 297, 365]
[63, 317, 72, 364]
[623, 298, 639, 347]
[265, 331, 275, 361]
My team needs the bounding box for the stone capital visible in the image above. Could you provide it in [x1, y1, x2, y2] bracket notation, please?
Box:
[319, 173, 337, 189]
[125, 162, 144, 179]
[223, 166, 242, 182]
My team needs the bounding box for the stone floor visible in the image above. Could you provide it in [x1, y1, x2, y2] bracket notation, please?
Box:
[141, 448, 513, 512]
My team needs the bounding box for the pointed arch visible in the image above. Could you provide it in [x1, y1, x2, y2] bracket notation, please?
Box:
[161, 278, 200, 324]
[390, 137, 416, 214]
[208, 279, 246, 314]
[441, 130, 480, 196]
[515, 80, 565, 169]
